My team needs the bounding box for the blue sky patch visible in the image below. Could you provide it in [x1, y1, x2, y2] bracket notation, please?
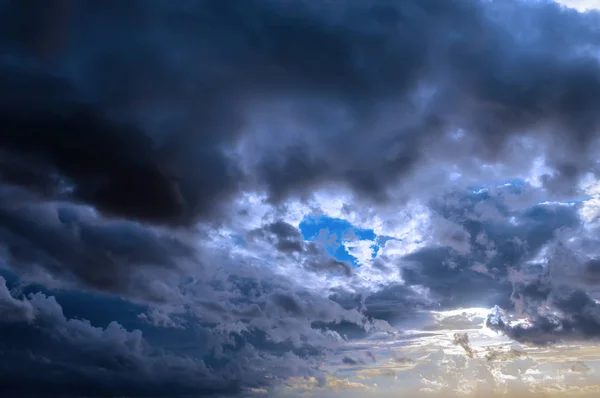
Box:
[299, 215, 387, 267]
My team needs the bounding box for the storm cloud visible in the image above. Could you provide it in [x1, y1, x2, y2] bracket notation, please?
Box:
[1, 0, 600, 396]
[0, 0, 599, 223]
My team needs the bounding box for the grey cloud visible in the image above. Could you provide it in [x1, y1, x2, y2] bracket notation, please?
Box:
[0, 0, 599, 223]
[0, 201, 195, 301]
[541, 162, 584, 198]
[452, 332, 474, 358]
[431, 216, 472, 254]
[0, 276, 34, 323]
[487, 288, 600, 345]
[249, 221, 353, 276]
[487, 227, 600, 344]
[362, 283, 431, 325]
[170, 256, 375, 356]
[0, 95, 240, 227]
[248, 220, 305, 254]
[0, 278, 333, 397]
[262, 288, 368, 328]
[393, 356, 416, 365]
[400, 247, 513, 310]
[254, 0, 600, 202]
[571, 361, 590, 373]
[303, 243, 353, 277]
[268, 292, 305, 318]
[371, 255, 392, 271]
[484, 346, 525, 362]
[366, 351, 377, 363]
[2, 0, 600, 395]
[342, 356, 361, 366]
[263, 220, 305, 254]
[396, 191, 581, 310]
[0, 285, 218, 397]
[583, 258, 600, 284]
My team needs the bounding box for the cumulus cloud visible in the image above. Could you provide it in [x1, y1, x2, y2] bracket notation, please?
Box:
[0, 275, 357, 397]
[0, 201, 195, 301]
[0, 276, 34, 322]
[0, 278, 218, 397]
[484, 219, 600, 345]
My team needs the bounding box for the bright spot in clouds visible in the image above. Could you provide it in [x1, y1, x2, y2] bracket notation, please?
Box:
[555, 0, 600, 11]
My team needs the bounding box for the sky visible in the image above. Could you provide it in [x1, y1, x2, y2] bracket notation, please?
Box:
[2, 0, 600, 397]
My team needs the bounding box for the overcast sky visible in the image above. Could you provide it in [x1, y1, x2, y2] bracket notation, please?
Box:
[1, 0, 600, 397]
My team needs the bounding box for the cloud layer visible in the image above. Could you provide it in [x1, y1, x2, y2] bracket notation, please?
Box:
[1, 0, 600, 396]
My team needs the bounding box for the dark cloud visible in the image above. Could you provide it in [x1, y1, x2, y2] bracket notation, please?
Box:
[401, 247, 511, 309]
[393, 191, 582, 310]
[262, 220, 305, 254]
[241, 0, 600, 201]
[0, 201, 195, 301]
[366, 351, 377, 363]
[249, 220, 305, 254]
[0, 0, 599, 224]
[0, 274, 374, 397]
[0, 276, 35, 323]
[486, 227, 600, 344]
[325, 191, 584, 330]
[362, 283, 430, 325]
[452, 332, 474, 358]
[487, 288, 600, 345]
[583, 259, 600, 284]
[249, 221, 353, 276]
[1, 0, 600, 395]
[303, 243, 353, 277]
[0, 278, 225, 397]
[342, 356, 361, 366]
[0, 92, 240, 227]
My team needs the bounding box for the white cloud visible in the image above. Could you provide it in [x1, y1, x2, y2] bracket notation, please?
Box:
[343, 239, 376, 266]
[555, 0, 600, 11]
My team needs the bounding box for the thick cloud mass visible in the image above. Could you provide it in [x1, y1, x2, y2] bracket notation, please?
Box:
[2, 0, 600, 396]
[1, 0, 600, 221]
